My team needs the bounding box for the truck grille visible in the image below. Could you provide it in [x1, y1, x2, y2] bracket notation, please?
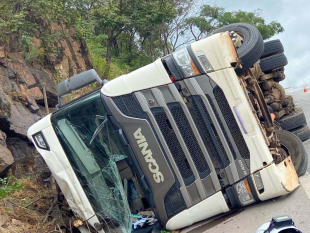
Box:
[213, 86, 250, 159]
[188, 96, 229, 170]
[152, 107, 195, 186]
[206, 95, 237, 160]
[167, 102, 211, 178]
[164, 184, 187, 219]
[113, 94, 187, 217]
[113, 94, 144, 118]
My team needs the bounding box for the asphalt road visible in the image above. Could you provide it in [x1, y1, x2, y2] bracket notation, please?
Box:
[286, 88, 310, 173]
[181, 88, 310, 233]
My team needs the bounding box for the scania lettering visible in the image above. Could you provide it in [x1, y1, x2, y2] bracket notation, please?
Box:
[134, 127, 164, 183]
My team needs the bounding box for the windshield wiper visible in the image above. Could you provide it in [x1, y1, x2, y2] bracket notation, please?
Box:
[89, 115, 107, 145]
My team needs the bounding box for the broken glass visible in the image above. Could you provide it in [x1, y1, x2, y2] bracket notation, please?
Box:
[52, 92, 132, 232]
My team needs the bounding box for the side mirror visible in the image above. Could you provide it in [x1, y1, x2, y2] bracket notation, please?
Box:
[57, 69, 104, 107]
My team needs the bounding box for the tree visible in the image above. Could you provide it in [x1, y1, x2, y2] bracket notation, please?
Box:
[88, 0, 176, 79]
[185, 5, 284, 41]
[0, 0, 285, 81]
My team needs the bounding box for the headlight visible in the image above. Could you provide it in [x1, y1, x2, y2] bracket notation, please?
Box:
[173, 49, 200, 77]
[234, 179, 255, 206]
[253, 172, 264, 194]
[32, 132, 49, 150]
[195, 51, 213, 72]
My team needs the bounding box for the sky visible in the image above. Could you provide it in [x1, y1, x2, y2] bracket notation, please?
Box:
[200, 0, 310, 87]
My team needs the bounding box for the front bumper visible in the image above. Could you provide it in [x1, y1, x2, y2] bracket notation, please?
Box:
[227, 156, 299, 209]
[165, 191, 230, 230]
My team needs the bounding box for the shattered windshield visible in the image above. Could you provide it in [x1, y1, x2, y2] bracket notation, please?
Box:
[51, 91, 132, 232]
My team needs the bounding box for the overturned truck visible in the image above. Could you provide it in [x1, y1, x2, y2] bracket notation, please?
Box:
[27, 23, 307, 232]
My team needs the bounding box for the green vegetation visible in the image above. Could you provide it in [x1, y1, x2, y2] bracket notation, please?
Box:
[0, 176, 23, 199]
[186, 6, 284, 40]
[0, 0, 284, 80]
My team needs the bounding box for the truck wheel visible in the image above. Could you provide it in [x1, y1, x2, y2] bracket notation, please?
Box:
[276, 130, 308, 176]
[260, 53, 288, 73]
[261, 39, 284, 58]
[291, 124, 310, 142]
[211, 23, 264, 74]
[276, 108, 307, 131]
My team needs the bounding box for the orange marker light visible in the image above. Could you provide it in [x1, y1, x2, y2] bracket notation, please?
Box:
[244, 179, 252, 194]
[190, 60, 200, 74]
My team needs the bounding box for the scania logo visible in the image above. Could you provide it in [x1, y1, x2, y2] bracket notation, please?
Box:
[133, 128, 164, 183]
[238, 160, 248, 176]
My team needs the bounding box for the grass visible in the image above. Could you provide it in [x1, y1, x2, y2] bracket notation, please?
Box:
[0, 177, 23, 199]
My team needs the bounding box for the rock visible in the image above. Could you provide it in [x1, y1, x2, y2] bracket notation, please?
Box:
[7, 53, 36, 86]
[19, 84, 31, 103]
[29, 68, 58, 106]
[11, 219, 22, 226]
[7, 137, 50, 183]
[29, 104, 39, 113]
[0, 214, 9, 227]
[0, 47, 5, 65]
[0, 130, 6, 147]
[0, 144, 14, 173]
[0, 90, 11, 119]
[27, 87, 43, 102]
[7, 137, 34, 162]
[7, 35, 23, 52]
[11, 82, 20, 93]
[8, 101, 40, 137]
[0, 66, 12, 92]
[7, 68, 15, 79]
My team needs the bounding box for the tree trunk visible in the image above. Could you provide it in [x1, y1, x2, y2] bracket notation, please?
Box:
[103, 38, 112, 79]
[163, 31, 170, 55]
[128, 31, 135, 64]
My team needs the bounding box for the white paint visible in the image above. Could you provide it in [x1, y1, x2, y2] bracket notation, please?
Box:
[165, 192, 229, 230]
[190, 32, 238, 72]
[101, 59, 171, 97]
[257, 163, 298, 201]
[27, 116, 104, 233]
[207, 68, 274, 173]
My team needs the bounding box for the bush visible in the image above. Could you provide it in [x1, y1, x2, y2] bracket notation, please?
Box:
[0, 176, 23, 199]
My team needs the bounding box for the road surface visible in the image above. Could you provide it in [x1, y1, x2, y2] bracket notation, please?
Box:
[181, 88, 310, 233]
[286, 88, 310, 173]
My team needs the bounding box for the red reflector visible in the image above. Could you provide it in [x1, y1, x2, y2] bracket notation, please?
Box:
[170, 76, 176, 82]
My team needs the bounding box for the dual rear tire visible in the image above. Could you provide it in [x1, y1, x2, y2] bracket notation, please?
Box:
[276, 130, 308, 176]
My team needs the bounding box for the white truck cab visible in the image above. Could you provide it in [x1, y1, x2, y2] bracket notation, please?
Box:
[28, 27, 299, 232]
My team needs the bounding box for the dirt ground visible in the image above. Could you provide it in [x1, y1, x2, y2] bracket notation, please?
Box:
[0, 179, 70, 233]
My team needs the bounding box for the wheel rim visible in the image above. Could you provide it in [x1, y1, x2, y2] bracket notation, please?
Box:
[229, 31, 244, 48]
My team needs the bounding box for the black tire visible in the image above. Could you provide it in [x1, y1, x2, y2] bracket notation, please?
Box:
[276, 130, 308, 176]
[290, 124, 310, 142]
[260, 53, 288, 73]
[211, 23, 264, 74]
[276, 108, 307, 131]
[261, 39, 284, 58]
